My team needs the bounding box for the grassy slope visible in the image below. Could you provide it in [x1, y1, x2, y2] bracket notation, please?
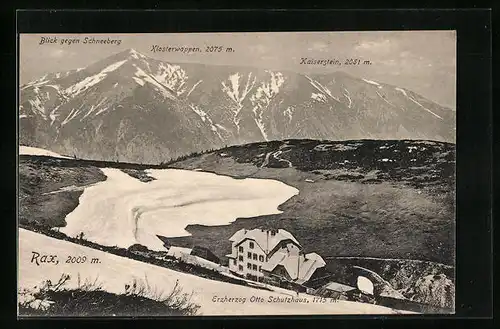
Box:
[166, 139, 455, 266]
[19, 274, 200, 316]
[19, 158, 107, 227]
[19, 288, 192, 317]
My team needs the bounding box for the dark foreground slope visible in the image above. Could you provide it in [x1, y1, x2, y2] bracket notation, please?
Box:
[19, 274, 200, 316]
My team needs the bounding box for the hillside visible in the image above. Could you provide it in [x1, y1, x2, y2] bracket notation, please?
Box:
[18, 138, 455, 312]
[19, 139, 455, 265]
[166, 139, 455, 265]
[20, 48, 455, 163]
[19, 229, 408, 315]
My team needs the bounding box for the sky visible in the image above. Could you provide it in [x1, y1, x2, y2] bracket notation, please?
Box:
[20, 31, 456, 109]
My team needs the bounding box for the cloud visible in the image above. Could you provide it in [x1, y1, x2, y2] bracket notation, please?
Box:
[308, 42, 328, 52]
[248, 44, 268, 54]
[354, 39, 396, 54]
[380, 59, 398, 66]
[49, 49, 65, 58]
[48, 48, 76, 58]
[399, 50, 412, 58]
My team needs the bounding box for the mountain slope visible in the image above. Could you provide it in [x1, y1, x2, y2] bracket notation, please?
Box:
[20, 48, 456, 163]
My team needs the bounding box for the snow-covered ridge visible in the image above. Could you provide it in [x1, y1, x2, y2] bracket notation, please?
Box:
[395, 87, 408, 97]
[19, 145, 70, 158]
[129, 48, 147, 59]
[394, 87, 443, 120]
[362, 78, 381, 87]
[65, 60, 127, 96]
[133, 65, 177, 100]
[407, 96, 443, 120]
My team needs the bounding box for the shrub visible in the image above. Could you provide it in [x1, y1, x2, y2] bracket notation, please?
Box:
[18, 273, 201, 316]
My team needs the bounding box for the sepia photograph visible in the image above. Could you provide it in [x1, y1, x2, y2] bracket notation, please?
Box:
[17, 31, 456, 316]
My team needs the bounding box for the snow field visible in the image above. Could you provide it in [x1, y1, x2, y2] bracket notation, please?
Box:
[18, 229, 407, 315]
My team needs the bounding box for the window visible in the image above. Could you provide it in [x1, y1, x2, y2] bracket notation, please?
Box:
[259, 255, 264, 262]
[247, 263, 252, 269]
[247, 252, 252, 258]
[238, 265, 243, 271]
[238, 256, 243, 261]
[238, 246, 243, 252]
[252, 264, 258, 271]
[259, 266, 262, 272]
[253, 253, 257, 260]
[249, 242, 254, 249]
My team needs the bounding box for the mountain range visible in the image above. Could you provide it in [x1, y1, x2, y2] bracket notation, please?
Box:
[19, 48, 456, 163]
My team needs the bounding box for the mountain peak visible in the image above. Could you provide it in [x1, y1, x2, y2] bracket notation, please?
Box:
[128, 48, 147, 59]
[113, 48, 148, 60]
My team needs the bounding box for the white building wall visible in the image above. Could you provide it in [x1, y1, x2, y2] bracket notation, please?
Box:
[230, 239, 267, 278]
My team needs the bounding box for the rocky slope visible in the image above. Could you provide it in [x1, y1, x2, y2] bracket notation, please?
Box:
[325, 257, 454, 309]
[20, 49, 455, 163]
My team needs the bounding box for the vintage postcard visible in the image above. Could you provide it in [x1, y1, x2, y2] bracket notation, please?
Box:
[17, 31, 456, 316]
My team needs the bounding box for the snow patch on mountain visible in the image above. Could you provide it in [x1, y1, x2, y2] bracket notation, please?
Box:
[215, 123, 230, 133]
[61, 108, 81, 126]
[81, 97, 109, 120]
[283, 106, 295, 123]
[186, 80, 203, 97]
[376, 91, 395, 107]
[407, 96, 443, 120]
[250, 71, 285, 141]
[65, 60, 127, 96]
[189, 104, 224, 140]
[134, 65, 177, 100]
[153, 62, 188, 96]
[343, 88, 352, 108]
[129, 48, 146, 59]
[49, 108, 60, 125]
[311, 93, 327, 103]
[133, 77, 145, 86]
[28, 98, 47, 119]
[395, 87, 408, 97]
[362, 78, 382, 88]
[190, 104, 209, 123]
[306, 75, 340, 102]
[221, 72, 257, 133]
